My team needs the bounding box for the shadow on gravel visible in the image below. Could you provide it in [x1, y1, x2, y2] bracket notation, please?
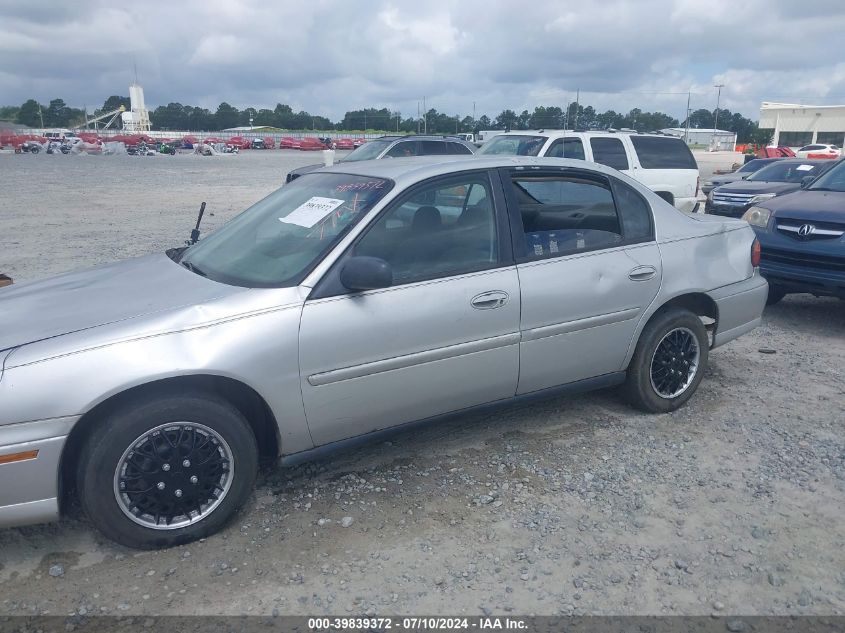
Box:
[763, 294, 845, 336]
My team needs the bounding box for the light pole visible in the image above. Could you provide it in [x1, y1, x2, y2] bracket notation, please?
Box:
[712, 84, 724, 150]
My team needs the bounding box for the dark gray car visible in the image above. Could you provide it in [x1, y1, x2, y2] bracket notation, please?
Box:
[701, 158, 782, 194]
[285, 135, 475, 183]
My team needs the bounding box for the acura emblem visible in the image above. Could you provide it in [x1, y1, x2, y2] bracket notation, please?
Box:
[797, 224, 816, 237]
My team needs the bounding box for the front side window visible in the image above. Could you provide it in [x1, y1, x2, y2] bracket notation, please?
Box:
[589, 137, 629, 170]
[341, 139, 393, 162]
[181, 174, 392, 287]
[354, 175, 498, 284]
[510, 173, 623, 260]
[546, 137, 586, 160]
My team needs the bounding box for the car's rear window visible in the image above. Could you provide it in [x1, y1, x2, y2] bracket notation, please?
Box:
[630, 136, 697, 169]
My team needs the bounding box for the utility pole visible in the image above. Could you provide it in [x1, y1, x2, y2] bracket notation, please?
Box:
[712, 84, 724, 150]
[38, 104, 44, 128]
[573, 88, 580, 130]
[473, 101, 476, 127]
[423, 96, 427, 134]
[417, 102, 420, 134]
[684, 91, 691, 144]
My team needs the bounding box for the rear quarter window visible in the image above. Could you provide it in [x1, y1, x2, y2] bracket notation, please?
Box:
[589, 137, 629, 171]
[631, 136, 697, 169]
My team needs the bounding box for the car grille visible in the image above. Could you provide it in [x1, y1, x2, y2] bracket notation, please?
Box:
[776, 218, 845, 241]
[710, 191, 757, 206]
[761, 247, 845, 271]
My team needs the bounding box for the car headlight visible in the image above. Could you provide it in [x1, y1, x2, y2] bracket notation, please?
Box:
[748, 193, 777, 204]
[742, 206, 772, 228]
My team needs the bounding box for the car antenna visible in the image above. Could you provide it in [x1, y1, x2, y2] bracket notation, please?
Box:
[188, 201, 206, 245]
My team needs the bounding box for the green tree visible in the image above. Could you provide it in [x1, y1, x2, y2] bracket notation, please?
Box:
[16, 99, 42, 127]
[493, 109, 518, 130]
[214, 102, 239, 130]
[0, 105, 20, 122]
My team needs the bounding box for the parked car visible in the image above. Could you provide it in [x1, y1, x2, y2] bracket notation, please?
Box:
[706, 159, 830, 217]
[742, 158, 845, 304]
[795, 143, 841, 159]
[0, 155, 766, 548]
[285, 135, 475, 183]
[262, 137, 276, 149]
[251, 138, 266, 150]
[477, 131, 700, 213]
[227, 137, 252, 150]
[334, 138, 355, 150]
[701, 158, 783, 194]
[278, 137, 302, 150]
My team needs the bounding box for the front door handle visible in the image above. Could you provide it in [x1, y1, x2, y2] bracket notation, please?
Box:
[628, 265, 657, 281]
[471, 290, 509, 310]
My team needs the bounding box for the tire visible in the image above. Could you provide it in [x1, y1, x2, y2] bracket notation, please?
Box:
[623, 308, 709, 413]
[77, 392, 258, 549]
[30, 146, 40, 154]
[766, 284, 787, 306]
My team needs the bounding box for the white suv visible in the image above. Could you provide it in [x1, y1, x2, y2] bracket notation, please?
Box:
[478, 130, 700, 212]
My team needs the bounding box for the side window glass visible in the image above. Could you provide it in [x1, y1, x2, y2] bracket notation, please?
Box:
[589, 137, 629, 170]
[449, 142, 473, 155]
[420, 140, 450, 155]
[547, 138, 585, 160]
[511, 174, 623, 259]
[385, 141, 418, 157]
[613, 180, 653, 241]
[354, 176, 498, 284]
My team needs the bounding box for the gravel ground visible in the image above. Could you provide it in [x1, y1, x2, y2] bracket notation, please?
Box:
[1, 149, 843, 617]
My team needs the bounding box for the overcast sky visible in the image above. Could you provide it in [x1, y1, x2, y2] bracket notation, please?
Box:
[2, 0, 844, 122]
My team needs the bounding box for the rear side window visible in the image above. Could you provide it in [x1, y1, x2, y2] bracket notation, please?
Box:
[419, 140, 451, 155]
[589, 137, 629, 170]
[612, 180, 653, 241]
[448, 142, 473, 155]
[546, 137, 585, 160]
[385, 141, 419, 157]
[510, 173, 623, 259]
[630, 136, 697, 169]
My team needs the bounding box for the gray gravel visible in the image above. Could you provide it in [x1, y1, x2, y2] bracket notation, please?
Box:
[1, 149, 843, 617]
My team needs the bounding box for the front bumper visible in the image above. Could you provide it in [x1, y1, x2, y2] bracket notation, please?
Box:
[0, 416, 77, 528]
[708, 273, 769, 348]
[754, 229, 845, 298]
[704, 200, 749, 218]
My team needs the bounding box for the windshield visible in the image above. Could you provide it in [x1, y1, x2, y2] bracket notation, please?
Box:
[747, 162, 822, 183]
[807, 159, 845, 192]
[737, 159, 773, 173]
[181, 173, 393, 287]
[478, 135, 547, 156]
[341, 140, 393, 162]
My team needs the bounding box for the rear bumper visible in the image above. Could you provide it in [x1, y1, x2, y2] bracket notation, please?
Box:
[709, 273, 769, 348]
[0, 416, 77, 529]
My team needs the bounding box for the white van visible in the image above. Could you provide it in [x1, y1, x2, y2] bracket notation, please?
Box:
[478, 131, 700, 212]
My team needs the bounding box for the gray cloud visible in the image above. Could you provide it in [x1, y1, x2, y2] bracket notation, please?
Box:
[1, 0, 844, 122]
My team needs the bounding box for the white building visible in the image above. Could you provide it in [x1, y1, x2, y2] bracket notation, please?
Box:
[759, 102, 845, 148]
[660, 127, 737, 150]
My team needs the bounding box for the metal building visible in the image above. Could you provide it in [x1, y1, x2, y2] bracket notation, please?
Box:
[659, 128, 737, 150]
[759, 102, 845, 148]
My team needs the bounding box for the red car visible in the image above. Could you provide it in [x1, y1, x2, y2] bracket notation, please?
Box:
[278, 137, 302, 149]
[262, 136, 276, 149]
[334, 138, 355, 150]
[298, 137, 328, 151]
[227, 137, 252, 150]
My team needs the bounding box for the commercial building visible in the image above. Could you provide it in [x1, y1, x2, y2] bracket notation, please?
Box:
[759, 102, 845, 148]
[660, 128, 737, 150]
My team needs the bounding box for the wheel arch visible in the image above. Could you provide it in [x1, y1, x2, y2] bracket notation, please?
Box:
[623, 291, 719, 369]
[58, 374, 280, 514]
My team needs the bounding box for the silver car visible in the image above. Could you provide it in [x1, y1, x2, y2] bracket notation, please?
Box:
[0, 156, 768, 548]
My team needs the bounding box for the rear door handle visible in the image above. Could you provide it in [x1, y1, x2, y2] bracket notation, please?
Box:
[628, 265, 657, 281]
[471, 291, 509, 310]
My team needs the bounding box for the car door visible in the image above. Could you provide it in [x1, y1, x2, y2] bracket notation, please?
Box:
[299, 170, 521, 446]
[500, 167, 662, 394]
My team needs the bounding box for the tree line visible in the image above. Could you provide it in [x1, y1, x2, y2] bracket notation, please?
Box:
[0, 95, 770, 143]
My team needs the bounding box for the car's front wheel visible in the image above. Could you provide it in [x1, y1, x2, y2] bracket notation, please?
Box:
[77, 392, 258, 549]
[623, 308, 709, 413]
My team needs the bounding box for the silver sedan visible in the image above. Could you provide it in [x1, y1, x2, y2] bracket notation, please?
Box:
[0, 156, 768, 548]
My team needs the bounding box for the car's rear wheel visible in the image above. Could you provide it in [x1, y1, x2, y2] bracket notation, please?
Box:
[623, 308, 709, 413]
[766, 284, 787, 306]
[77, 392, 258, 549]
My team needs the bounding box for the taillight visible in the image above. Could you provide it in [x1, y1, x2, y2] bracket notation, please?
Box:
[751, 238, 761, 267]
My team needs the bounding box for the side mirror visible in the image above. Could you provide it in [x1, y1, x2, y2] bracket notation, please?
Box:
[800, 175, 815, 189]
[340, 256, 393, 292]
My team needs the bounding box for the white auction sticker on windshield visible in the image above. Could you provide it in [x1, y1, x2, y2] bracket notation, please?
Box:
[796, 164, 814, 171]
[280, 197, 345, 228]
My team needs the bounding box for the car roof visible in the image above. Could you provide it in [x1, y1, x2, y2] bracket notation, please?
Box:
[311, 154, 628, 185]
[375, 135, 468, 141]
[485, 130, 676, 139]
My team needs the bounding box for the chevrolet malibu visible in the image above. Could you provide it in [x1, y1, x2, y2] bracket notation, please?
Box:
[0, 156, 768, 548]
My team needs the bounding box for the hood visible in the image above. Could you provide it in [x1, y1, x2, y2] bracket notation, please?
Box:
[709, 173, 745, 186]
[761, 189, 845, 222]
[0, 254, 245, 353]
[716, 180, 800, 195]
